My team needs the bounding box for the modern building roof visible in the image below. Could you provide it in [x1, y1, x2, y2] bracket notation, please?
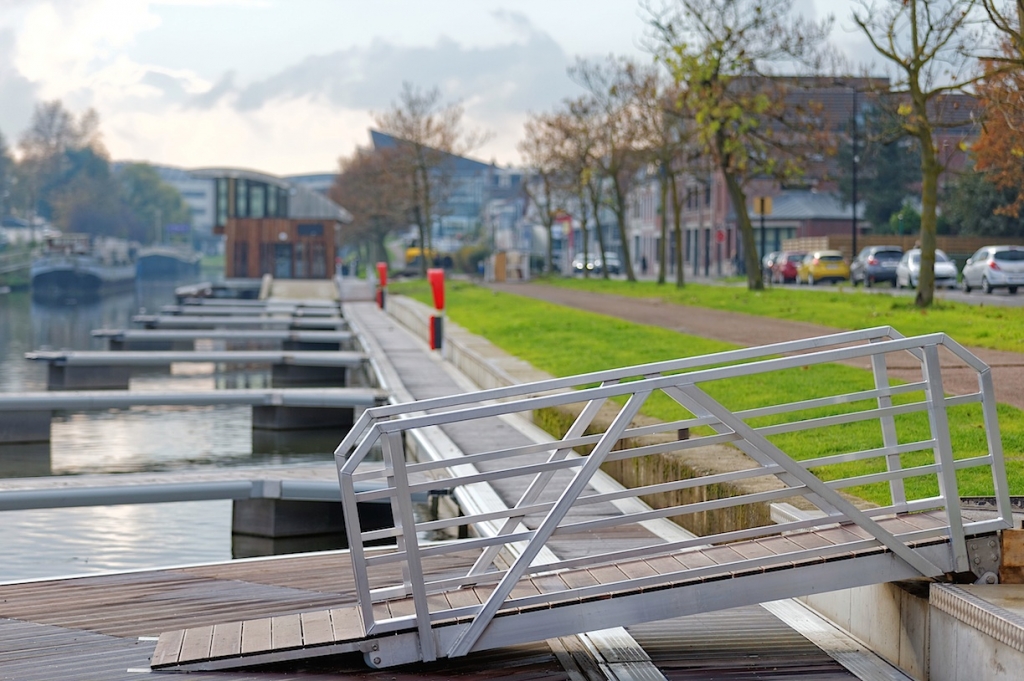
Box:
[289, 184, 352, 222]
[728, 190, 865, 222]
[191, 167, 352, 222]
[370, 129, 494, 174]
[190, 167, 292, 189]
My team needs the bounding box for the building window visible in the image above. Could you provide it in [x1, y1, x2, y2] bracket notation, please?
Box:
[250, 184, 266, 218]
[297, 223, 323, 237]
[267, 186, 277, 216]
[216, 179, 228, 226]
[277, 188, 289, 217]
[236, 180, 248, 217]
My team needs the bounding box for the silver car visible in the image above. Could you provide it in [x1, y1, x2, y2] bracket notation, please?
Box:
[895, 248, 958, 290]
[960, 245, 1024, 295]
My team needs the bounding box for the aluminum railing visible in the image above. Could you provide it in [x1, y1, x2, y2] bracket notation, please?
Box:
[335, 326, 1012, 664]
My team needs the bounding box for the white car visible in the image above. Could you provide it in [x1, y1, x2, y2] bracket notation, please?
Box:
[960, 245, 1024, 295]
[895, 248, 958, 290]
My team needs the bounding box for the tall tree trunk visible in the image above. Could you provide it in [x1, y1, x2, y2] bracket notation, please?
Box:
[723, 170, 763, 291]
[671, 174, 684, 288]
[612, 179, 636, 281]
[916, 128, 939, 307]
[576, 188, 591, 279]
[593, 200, 606, 280]
[589, 184, 609, 280]
[658, 173, 668, 285]
[411, 171, 428, 277]
[542, 176, 555, 274]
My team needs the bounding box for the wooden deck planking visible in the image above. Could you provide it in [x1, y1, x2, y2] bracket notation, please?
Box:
[270, 613, 304, 650]
[178, 625, 214, 662]
[210, 620, 243, 658]
[445, 586, 482, 609]
[329, 607, 364, 642]
[372, 602, 391, 622]
[532, 573, 570, 594]
[148, 627, 183, 668]
[240, 617, 272, 654]
[673, 548, 718, 570]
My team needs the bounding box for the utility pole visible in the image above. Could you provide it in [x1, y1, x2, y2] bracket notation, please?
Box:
[851, 87, 859, 258]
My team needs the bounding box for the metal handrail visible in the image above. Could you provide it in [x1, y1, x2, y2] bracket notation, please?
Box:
[334, 327, 1012, 662]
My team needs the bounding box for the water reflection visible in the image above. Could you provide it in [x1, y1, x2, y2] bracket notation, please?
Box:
[0, 501, 232, 583]
[0, 275, 353, 582]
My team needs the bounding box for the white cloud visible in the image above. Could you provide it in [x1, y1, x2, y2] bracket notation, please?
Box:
[15, 0, 161, 98]
[105, 95, 374, 173]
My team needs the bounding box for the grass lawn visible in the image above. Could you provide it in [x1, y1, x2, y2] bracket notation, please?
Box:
[392, 279, 1024, 507]
[544, 276, 1024, 353]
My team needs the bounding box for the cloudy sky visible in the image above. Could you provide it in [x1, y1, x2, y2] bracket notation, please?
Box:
[0, 0, 870, 175]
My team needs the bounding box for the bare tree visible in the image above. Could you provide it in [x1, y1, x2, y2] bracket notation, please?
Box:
[571, 56, 655, 282]
[331, 147, 410, 269]
[519, 113, 567, 274]
[628, 64, 697, 287]
[853, 0, 992, 306]
[374, 83, 488, 276]
[981, 0, 1024, 58]
[646, 0, 834, 291]
[545, 96, 600, 278]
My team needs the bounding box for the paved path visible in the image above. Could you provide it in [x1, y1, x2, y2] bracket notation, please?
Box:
[489, 283, 1024, 412]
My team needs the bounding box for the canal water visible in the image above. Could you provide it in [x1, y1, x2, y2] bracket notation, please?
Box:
[0, 279, 345, 583]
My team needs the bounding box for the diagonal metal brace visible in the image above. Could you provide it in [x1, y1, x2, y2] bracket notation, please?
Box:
[679, 385, 946, 578]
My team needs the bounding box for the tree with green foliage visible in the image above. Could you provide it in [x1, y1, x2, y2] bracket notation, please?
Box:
[835, 107, 921, 231]
[646, 0, 834, 291]
[943, 166, 1024, 237]
[117, 163, 191, 244]
[852, 0, 996, 307]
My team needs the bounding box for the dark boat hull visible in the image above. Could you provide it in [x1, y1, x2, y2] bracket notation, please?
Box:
[137, 252, 202, 278]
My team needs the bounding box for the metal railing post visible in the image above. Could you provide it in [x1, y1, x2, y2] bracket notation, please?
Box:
[337, 446, 376, 633]
[870, 350, 906, 508]
[922, 345, 969, 573]
[381, 430, 436, 661]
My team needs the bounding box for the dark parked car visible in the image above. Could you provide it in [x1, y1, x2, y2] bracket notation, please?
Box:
[850, 245, 903, 287]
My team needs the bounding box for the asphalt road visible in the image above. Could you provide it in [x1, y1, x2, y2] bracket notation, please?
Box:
[773, 279, 1024, 307]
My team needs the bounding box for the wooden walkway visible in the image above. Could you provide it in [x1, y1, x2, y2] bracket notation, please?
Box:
[150, 510, 956, 670]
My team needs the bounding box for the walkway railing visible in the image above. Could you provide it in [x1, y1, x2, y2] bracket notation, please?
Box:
[335, 326, 1012, 662]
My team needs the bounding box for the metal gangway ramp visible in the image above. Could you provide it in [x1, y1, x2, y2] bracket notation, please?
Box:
[151, 327, 1013, 672]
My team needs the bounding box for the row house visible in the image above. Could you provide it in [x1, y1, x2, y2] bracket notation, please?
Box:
[626, 77, 979, 277]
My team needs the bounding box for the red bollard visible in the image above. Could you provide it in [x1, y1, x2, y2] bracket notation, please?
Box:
[375, 262, 388, 309]
[428, 268, 444, 350]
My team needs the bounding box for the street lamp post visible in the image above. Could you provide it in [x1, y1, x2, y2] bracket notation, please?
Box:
[835, 80, 860, 259]
[850, 86, 859, 259]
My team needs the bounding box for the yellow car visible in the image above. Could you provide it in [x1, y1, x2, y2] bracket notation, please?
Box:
[797, 250, 850, 285]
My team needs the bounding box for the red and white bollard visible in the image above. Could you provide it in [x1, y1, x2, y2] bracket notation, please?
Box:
[428, 268, 444, 351]
[375, 262, 387, 309]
